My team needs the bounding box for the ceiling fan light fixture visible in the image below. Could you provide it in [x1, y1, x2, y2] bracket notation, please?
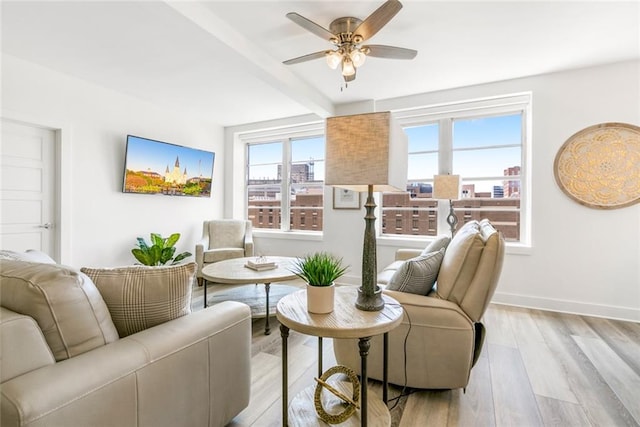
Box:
[283, 0, 417, 84]
[341, 58, 356, 77]
[350, 48, 367, 67]
[326, 50, 343, 69]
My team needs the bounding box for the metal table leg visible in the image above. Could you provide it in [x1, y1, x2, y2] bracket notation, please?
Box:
[264, 282, 271, 335]
[281, 324, 289, 427]
[383, 332, 389, 404]
[203, 279, 207, 309]
[318, 337, 323, 378]
[358, 336, 371, 427]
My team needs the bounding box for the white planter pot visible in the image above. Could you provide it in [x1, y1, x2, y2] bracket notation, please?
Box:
[306, 283, 335, 314]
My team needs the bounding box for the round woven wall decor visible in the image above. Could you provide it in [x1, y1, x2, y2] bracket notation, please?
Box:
[554, 122, 640, 209]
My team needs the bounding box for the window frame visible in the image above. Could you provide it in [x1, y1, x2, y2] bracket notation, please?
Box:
[243, 122, 326, 234]
[383, 93, 532, 246]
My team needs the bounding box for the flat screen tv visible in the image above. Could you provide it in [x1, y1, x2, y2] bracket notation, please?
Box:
[122, 135, 215, 198]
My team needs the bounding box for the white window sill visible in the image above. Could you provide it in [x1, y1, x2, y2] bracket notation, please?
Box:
[253, 229, 323, 241]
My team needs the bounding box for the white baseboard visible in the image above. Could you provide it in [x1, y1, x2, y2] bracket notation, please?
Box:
[340, 276, 640, 323]
[492, 291, 640, 323]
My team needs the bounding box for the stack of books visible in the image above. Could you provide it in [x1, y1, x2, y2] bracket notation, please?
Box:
[244, 258, 277, 271]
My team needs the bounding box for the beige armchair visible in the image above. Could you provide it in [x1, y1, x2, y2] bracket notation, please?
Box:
[334, 219, 505, 390]
[195, 219, 254, 286]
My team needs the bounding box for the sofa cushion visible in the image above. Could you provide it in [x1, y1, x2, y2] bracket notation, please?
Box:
[377, 260, 405, 285]
[386, 248, 445, 295]
[436, 221, 485, 304]
[203, 248, 245, 264]
[81, 263, 196, 337]
[0, 260, 119, 361]
[420, 235, 451, 256]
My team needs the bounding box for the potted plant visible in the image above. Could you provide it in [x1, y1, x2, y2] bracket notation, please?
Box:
[132, 233, 192, 266]
[290, 252, 348, 314]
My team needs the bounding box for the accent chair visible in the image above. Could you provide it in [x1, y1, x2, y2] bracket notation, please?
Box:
[195, 219, 254, 286]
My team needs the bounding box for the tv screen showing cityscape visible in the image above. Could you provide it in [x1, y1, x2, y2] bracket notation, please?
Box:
[122, 135, 215, 198]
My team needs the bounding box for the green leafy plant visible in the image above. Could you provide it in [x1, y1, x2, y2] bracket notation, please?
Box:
[132, 233, 192, 266]
[290, 252, 348, 287]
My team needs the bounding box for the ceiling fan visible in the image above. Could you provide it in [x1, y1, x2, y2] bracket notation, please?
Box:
[283, 0, 417, 83]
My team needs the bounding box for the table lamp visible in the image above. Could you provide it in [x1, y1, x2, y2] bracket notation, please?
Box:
[433, 174, 461, 236]
[325, 111, 408, 311]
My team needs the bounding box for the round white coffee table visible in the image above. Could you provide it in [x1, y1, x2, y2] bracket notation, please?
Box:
[201, 256, 298, 335]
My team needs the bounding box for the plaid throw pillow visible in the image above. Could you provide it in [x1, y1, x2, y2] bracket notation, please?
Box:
[81, 263, 196, 337]
[386, 248, 445, 295]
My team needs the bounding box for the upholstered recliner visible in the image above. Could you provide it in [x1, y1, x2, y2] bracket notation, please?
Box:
[195, 219, 254, 286]
[333, 219, 505, 390]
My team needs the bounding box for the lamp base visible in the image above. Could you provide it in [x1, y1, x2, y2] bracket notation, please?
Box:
[355, 286, 385, 311]
[446, 199, 458, 236]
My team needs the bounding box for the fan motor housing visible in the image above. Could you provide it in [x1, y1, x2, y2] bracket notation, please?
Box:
[329, 17, 363, 43]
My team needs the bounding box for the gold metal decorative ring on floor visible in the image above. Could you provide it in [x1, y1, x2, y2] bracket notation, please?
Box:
[313, 364, 360, 424]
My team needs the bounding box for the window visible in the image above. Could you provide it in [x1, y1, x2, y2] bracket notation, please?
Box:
[382, 94, 530, 243]
[246, 129, 325, 232]
[382, 123, 440, 236]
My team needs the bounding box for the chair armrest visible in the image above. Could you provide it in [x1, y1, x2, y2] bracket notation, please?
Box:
[1, 302, 252, 427]
[383, 289, 473, 329]
[395, 249, 422, 261]
[195, 236, 209, 273]
[244, 235, 254, 257]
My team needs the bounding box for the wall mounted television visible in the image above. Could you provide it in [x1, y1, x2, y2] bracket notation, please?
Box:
[122, 135, 215, 198]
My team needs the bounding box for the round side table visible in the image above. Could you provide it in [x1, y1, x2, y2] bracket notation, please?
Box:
[277, 287, 403, 427]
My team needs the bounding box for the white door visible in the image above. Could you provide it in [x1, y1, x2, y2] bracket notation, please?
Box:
[0, 119, 57, 259]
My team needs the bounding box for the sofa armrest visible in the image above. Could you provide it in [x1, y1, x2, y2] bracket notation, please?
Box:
[1, 302, 251, 427]
[0, 307, 55, 383]
[395, 249, 422, 261]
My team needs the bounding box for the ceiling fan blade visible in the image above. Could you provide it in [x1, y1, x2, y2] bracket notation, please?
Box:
[286, 12, 336, 41]
[283, 50, 329, 65]
[353, 0, 403, 42]
[364, 44, 417, 60]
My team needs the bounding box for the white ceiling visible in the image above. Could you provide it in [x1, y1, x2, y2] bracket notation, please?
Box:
[2, 1, 638, 127]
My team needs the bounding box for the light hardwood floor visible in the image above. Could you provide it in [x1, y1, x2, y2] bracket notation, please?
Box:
[193, 284, 640, 427]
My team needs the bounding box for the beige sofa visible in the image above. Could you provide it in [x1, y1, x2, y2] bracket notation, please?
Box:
[334, 219, 505, 390]
[0, 254, 251, 427]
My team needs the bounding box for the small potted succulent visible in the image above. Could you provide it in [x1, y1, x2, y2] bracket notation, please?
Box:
[290, 252, 348, 314]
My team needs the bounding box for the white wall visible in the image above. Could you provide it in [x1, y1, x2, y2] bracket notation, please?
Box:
[230, 60, 640, 322]
[2, 54, 225, 267]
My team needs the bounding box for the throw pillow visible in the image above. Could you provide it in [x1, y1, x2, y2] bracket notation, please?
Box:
[386, 248, 445, 295]
[0, 249, 56, 264]
[420, 235, 451, 256]
[81, 262, 196, 337]
[0, 260, 119, 361]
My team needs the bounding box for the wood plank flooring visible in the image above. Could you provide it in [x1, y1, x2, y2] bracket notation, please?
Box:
[192, 284, 640, 427]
